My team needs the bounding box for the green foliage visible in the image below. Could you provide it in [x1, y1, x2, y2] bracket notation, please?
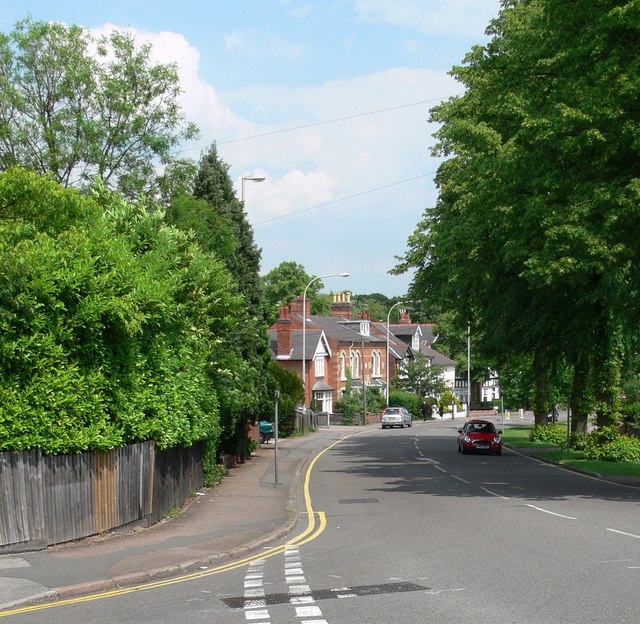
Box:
[621, 402, 640, 424]
[261, 261, 330, 324]
[395, 0, 640, 428]
[0, 168, 241, 455]
[334, 369, 384, 424]
[570, 432, 588, 451]
[529, 424, 567, 448]
[268, 360, 303, 438]
[438, 389, 461, 411]
[0, 17, 198, 198]
[586, 426, 640, 463]
[388, 390, 421, 417]
[393, 352, 447, 398]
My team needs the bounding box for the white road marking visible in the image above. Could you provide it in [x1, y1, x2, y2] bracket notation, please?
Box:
[480, 487, 509, 500]
[606, 528, 640, 540]
[295, 605, 323, 617]
[527, 504, 577, 520]
[451, 474, 470, 484]
[284, 547, 328, 623]
[243, 559, 268, 622]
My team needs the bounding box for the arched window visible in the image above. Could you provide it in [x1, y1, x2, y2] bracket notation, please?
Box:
[340, 352, 346, 380]
[353, 351, 360, 378]
[372, 351, 381, 377]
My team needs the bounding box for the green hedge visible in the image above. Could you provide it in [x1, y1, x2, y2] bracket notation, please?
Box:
[0, 168, 240, 455]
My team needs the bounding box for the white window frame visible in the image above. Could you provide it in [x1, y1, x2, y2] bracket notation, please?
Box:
[314, 355, 325, 377]
[372, 350, 381, 377]
[340, 352, 347, 380]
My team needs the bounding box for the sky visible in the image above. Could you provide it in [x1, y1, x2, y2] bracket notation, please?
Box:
[0, 1, 503, 297]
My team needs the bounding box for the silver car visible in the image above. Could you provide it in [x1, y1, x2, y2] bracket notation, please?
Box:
[381, 406, 412, 429]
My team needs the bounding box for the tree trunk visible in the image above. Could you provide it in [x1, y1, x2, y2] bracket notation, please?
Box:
[570, 351, 590, 435]
[532, 349, 550, 426]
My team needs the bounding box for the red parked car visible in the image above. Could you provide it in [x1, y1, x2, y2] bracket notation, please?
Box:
[457, 419, 503, 455]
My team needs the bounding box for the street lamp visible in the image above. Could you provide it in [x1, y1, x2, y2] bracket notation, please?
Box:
[301, 272, 349, 411]
[241, 174, 266, 203]
[386, 301, 406, 407]
[238, 173, 264, 464]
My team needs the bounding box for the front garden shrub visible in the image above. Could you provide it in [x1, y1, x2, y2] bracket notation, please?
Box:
[529, 424, 566, 447]
[585, 426, 640, 462]
[388, 390, 421, 417]
[569, 432, 587, 451]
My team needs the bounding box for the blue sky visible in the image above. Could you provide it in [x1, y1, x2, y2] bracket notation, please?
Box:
[1, 1, 502, 297]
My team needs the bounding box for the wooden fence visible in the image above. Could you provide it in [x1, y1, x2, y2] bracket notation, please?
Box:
[0, 441, 203, 553]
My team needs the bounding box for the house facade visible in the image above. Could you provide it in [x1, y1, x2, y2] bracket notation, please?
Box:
[268, 291, 459, 414]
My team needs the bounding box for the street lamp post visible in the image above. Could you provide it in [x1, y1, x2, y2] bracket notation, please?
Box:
[301, 272, 349, 411]
[386, 301, 406, 407]
[238, 173, 264, 464]
[241, 174, 266, 203]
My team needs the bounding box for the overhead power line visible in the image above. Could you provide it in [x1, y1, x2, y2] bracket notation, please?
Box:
[252, 173, 436, 226]
[180, 96, 452, 154]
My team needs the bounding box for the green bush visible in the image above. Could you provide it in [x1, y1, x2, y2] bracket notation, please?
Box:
[529, 424, 567, 447]
[0, 168, 240, 455]
[388, 390, 421, 417]
[621, 402, 640, 423]
[569, 432, 588, 451]
[585, 426, 640, 462]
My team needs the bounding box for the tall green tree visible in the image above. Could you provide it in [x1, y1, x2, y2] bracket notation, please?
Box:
[395, 0, 640, 427]
[393, 353, 447, 399]
[0, 16, 198, 198]
[175, 143, 271, 459]
[261, 261, 332, 322]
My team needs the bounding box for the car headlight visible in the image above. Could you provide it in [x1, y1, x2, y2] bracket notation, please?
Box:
[464, 435, 471, 443]
[493, 436, 501, 444]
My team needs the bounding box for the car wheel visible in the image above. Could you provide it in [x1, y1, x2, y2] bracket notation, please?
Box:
[260, 433, 265, 444]
[408, 421, 412, 428]
[382, 425, 386, 429]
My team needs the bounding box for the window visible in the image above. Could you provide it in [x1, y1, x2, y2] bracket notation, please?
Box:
[353, 351, 360, 378]
[314, 355, 324, 377]
[412, 333, 419, 350]
[372, 351, 381, 377]
[340, 352, 347, 380]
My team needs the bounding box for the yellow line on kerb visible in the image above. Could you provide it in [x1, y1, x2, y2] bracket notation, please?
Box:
[0, 432, 357, 618]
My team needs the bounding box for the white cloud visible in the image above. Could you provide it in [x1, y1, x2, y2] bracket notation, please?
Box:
[354, 0, 500, 37]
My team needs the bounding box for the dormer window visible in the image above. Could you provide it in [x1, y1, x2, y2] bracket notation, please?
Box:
[360, 321, 370, 336]
[412, 333, 419, 350]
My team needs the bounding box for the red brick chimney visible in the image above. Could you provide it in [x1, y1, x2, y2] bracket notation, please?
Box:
[289, 296, 309, 326]
[276, 306, 292, 356]
[398, 309, 411, 325]
[331, 291, 353, 318]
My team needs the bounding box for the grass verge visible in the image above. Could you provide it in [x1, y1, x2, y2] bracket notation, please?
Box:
[502, 425, 640, 479]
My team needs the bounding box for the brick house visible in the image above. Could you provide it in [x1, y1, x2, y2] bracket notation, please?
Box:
[268, 291, 458, 414]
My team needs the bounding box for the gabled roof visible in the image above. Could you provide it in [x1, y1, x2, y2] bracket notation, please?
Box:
[417, 344, 456, 367]
[302, 314, 387, 346]
[388, 323, 421, 339]
[267, 328, 331, 361]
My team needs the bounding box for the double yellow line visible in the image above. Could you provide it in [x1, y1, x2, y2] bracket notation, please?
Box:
[0, 433, 353, 618]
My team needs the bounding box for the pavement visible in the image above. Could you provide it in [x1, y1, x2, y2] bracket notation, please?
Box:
[0, 424, 366, 613]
